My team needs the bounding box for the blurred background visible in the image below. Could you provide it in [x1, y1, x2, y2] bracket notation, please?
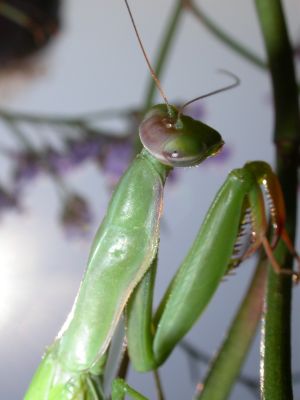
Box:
[0, 0, 299, 398]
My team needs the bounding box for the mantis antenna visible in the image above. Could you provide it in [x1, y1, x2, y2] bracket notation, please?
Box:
[123, 0, 172, 113]
[176, 70, 240, 121]
[124, 1, 240, 123]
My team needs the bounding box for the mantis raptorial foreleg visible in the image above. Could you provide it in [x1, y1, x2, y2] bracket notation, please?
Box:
[126, 161, 300, 372]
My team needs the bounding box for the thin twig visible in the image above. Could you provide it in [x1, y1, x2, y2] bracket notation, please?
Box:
[153, 369, 165, 400]
[184, 0, 266, 69]
[254, 0, 300, 398]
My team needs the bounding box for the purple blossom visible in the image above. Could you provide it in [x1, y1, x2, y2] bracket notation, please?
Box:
[0, 188, 19, 213]
[12, 151, 44, 187]
[60, 194, 92, 237]
[66, 136, 107, 165]
[45, 148, 75, 175]
[45, 138, 105, 174]
[167, 168, 181, 185]
[203, 145, 232, 164]
[45, 136, 121, 175]
[184, 102, 206, 121]
[101, 140, 134, 188]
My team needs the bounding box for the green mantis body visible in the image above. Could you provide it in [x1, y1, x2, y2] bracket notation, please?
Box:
[25, 103, 298, 400]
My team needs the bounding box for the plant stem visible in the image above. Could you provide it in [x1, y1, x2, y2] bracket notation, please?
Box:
[185, 0, 266, 69]
[116, 350, 130, 380]
[179, 341, 259, 395]
[2, 117, 33, 149]
[0, 3, 32, 29]
[254, 0, 300, 399]
[153, 369, 165, 400]
[0, 108, 131, 126]
[194, 259, 267, 400]
[185, 1, 300, 93]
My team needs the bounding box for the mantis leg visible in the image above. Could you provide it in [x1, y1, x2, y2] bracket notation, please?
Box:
[126, 161, 299, 371]
[112, 378, 148, 400]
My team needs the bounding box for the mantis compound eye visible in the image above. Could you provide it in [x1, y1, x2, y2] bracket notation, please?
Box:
[162, 137, 208, 167]
[139, 104, 224, 167]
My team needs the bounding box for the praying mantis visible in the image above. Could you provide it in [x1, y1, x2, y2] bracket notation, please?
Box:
[24, 1, 300, 399]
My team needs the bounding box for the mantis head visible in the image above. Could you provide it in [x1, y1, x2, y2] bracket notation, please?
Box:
[123, 0, 237, 168]
[139, 104, 224, 167]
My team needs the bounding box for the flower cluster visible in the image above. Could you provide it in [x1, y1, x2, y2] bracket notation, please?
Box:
[0, 112, 136, 235]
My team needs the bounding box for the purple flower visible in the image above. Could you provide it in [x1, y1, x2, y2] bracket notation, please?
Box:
[66, 136, 106, 165]
[45, 136, 117, 175]
[60, 194, 92, 237]
[101, 140, 134, 188]
[12, 151, 44, 187]
[167, 168, 181, 185]
[184, 102, 206, 121]
[203, 145, 232, 165]
[45, 147, 75, 175]
[0, 187, 19, 214]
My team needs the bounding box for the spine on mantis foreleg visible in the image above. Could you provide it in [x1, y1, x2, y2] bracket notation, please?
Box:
[25, 149, 169, 399]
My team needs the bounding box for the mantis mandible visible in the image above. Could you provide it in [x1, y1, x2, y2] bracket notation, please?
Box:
[25, 1, 300, 399]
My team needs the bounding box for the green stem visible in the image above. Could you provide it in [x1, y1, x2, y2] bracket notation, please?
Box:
[153, 369, 165, 400]
[185, 0, 266, 69]
[112, 378, 148, 400]
[254, 0, 300, 399]
[0, 3, 32, 29]
[116, 349, 130, 381]
[185, 1, 300, 93]
[50, 174, 70, 203]
[194, 260, 267, 400]
[0, 2, 45, 44]
[0, 108, 131, 126]
[2, 117, 33, 149]
[179, 341, 258, 394]
[86, 375, 104, 400]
